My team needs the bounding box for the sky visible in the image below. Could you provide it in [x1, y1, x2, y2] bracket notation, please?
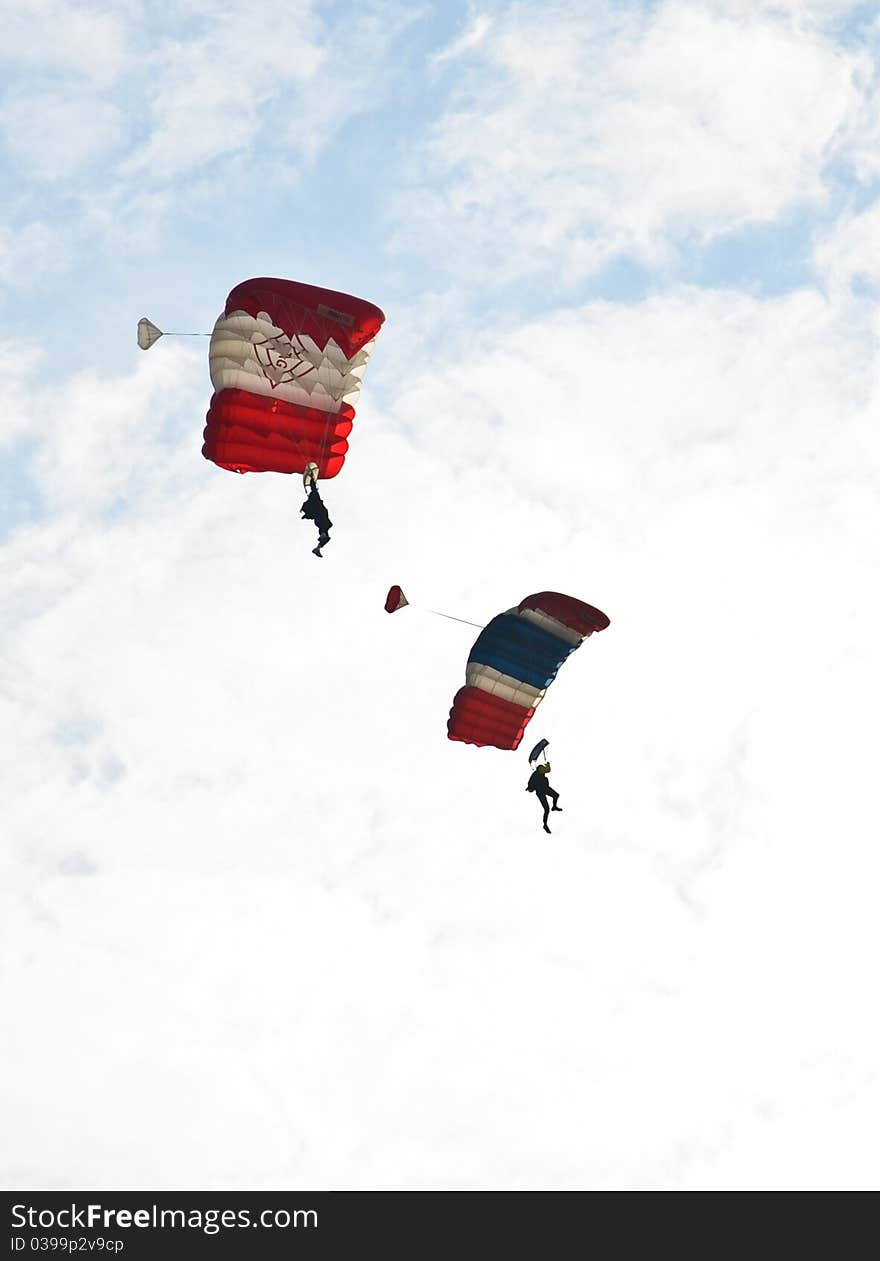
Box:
[1, 0, 879, 1191]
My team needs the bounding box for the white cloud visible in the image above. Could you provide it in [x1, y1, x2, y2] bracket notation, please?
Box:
[834, 71, 880, 185]
[394, 0, 865, 283]
[0, 341, 44, 450]
[23, 343, 205, 517]
[712, 0, 874, 19]
[120, 13, 322, 180]
[0, 92, 127, 180]
[121, 0, 413, 182]
[814, 200, 880, 291]
[430, 12, 492, 67]
[0, 0, 131, 89]
[0, 221, 64, 291]
[0, 0, 414, 272]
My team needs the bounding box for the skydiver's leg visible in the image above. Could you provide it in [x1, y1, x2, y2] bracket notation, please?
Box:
[315, 510, 331, 549]
[537, 793, 551, 832]
[548, 788, 562, 811]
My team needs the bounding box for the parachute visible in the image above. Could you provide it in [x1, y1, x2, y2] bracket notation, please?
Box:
[202, 278, 385, 478]
[447, 592, 609, 750]
[528, 738, 549, 765]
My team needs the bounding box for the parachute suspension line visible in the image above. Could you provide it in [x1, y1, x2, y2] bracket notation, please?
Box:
[426, 609, 485, 630]
[309, 399, 332, 481]
[318, 405, 332, 480]
[385, 587, 482, 629]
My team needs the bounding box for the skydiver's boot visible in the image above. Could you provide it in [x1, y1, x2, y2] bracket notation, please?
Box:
[543, 822, 551, 833]
[552, 805, 562, 811]
[312, 546, 323, 558]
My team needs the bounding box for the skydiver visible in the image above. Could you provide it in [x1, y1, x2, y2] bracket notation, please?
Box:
[526, 762, 562, 833]
[300, 481, 333, 557]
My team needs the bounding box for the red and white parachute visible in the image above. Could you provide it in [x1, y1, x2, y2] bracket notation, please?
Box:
[202, 278, 385, 478]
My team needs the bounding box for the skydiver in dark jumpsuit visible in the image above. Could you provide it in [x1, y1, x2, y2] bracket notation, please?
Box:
[526, 762, 562, 833]
[300, 482, 333, 557]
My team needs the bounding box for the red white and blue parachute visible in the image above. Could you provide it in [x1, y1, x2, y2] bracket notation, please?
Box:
[447, 592, 609, 750]
[202, 278, 384, 478]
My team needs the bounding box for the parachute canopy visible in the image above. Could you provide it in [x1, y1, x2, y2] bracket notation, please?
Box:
[385, 585, 409, 614]
[447, 592, 609, 750]
[137, 318, 163, 350]
[202, 278, 385, 479]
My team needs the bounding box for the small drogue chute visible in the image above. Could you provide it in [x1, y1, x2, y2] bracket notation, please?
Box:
[385, 585, 409, 614]
[137, 318, 163, 350]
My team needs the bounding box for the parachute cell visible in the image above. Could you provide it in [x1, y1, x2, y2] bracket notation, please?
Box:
[447, 592, 609, 750]
[202, 278, 384, 478]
